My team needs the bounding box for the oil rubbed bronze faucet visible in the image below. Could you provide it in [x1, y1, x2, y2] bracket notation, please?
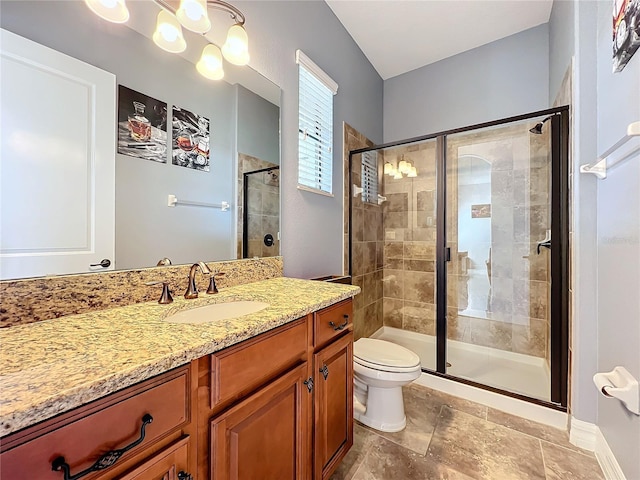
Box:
[184, 261, 212, 299]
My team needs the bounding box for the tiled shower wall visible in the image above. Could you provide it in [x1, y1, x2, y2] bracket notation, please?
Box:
[343, 123, 380, 341]
[237, 153, 280, 259]
[381, 142, 439, 336]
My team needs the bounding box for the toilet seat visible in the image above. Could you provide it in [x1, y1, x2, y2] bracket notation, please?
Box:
[354, 338, 421, 372]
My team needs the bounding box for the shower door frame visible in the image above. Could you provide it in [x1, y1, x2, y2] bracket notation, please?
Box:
[348, 106, 570, 409]
[242, 165, 280, 259]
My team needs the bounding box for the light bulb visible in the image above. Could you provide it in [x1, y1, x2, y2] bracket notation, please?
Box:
[197, 44, 225, 80]
[84, 0, 129, 23]
[222, 24, 250, 66]
[176, 0, 211, 34]
[153, 11, 186, 53]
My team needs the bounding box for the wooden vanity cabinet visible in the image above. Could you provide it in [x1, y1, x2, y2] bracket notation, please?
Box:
[0, 364, 198, 480]
[199, 298, 354, 480]
[312, 300, 354, 480]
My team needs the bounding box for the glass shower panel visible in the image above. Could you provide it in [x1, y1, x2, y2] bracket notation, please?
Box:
[368, 139, 439, 371]
[242, 167, 280, 258]
[445, 118, 552, 402]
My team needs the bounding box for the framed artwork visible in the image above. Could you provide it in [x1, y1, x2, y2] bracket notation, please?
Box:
[613, 0, 640, 72]
[117, 86, 167, 163]
[172, 106, 210, 172]
[471, 204, 491, 218]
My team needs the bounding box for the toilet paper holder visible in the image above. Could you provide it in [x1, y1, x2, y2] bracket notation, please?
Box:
[593, 366, 639, 415]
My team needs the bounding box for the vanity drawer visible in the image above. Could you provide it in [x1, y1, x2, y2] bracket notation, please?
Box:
[210, 317, 308, 408]
[0, 366, 190, 480]
[314, 299, 353, 348]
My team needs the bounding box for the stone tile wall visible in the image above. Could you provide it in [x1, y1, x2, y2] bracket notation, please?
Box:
[380, 141, 439, 336]
[343, 123, 379, 340]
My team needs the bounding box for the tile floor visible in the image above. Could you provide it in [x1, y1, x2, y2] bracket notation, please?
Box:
[330, 384, 604, 480]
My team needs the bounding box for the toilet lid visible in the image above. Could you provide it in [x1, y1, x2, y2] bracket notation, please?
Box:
[354, 338, 421, 369]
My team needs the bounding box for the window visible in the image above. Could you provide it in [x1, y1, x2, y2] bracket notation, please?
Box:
[361, 150, 378, 205]
[296, 50, 338, 195]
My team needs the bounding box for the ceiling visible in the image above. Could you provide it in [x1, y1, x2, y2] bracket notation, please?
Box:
[325, 0, 554, 80]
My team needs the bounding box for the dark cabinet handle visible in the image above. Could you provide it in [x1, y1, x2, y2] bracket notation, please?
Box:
[52, 414, 153, 480]
[304, 377, 314, 392]
[320, 364, 329, 380]
[89, 259, 111, 268]
[329, 315, 349, 331]
[178, 472, 193, 480]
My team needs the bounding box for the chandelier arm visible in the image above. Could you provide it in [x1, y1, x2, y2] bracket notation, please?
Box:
[152, 0, 245, 26]
[207, 1, 245, 25]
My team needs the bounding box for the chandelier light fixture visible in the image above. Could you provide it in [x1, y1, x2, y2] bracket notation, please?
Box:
[384, 155, 418, 179]
[83, 0, 250, 81]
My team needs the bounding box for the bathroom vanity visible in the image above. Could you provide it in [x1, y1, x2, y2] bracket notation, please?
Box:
[0, 278, 358, 480]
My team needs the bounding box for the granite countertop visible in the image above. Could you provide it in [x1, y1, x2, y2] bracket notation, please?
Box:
[0, 277, 360, 436]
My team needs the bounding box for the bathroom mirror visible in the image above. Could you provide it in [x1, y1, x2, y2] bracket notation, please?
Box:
[0, 0, 280, 280]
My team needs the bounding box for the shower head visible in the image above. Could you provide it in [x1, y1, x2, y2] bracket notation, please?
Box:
[529, 116, 553, 135]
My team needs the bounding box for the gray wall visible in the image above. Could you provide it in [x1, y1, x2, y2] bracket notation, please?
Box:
[549, 0, 601, 426]
[1, 1, 236, 268]
[383, 24, 549, 142]
[233, 1, 384, 278]
[594, 0, 640, 477]
[548, 0, 575, 103]
[237, 84, 280, 165]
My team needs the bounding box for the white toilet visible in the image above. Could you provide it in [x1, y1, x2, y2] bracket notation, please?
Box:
[353, 338, 421, 432]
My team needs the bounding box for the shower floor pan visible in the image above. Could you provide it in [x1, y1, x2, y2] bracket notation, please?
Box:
[372, 326, 550, 402]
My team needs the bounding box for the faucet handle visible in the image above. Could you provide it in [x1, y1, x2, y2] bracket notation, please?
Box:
[206, 272, 225, 294]
[145, 281, 174, 304]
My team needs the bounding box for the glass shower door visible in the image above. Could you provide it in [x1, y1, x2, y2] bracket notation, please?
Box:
[444, 118, 553, 402]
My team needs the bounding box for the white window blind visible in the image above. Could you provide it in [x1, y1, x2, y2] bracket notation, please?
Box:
[361, 150, 378, 205]
[296, 50, 338, 196]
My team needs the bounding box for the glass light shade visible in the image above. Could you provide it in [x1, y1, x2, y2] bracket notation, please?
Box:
[222, 24, 250, 66]
[84, 0, 129, 23]
[197, 44, 225, 80]
[387, 165, 397, 177]
[398, 159, 411, 174]
[153, 11, 186, 53]
[176, 0, 211, 34]
[383, 162, 392, 175]
[393, 170, 403, 180]
[407, 166, 418, 178]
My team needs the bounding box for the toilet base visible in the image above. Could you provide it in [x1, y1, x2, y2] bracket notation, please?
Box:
[352, 386, 407, 433]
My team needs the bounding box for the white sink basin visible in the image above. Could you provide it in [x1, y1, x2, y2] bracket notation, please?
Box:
[164, 301, 269, 324]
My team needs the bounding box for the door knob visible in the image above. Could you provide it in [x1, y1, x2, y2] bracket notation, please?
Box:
[89, 259, 111, 268]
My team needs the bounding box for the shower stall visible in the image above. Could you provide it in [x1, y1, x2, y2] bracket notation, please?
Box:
[348, 107, 569, 407]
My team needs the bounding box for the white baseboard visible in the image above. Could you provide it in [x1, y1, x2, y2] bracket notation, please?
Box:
[569, 417, 597, 451]
[595, 426, 627, 480]
[569, 417, 626, 479]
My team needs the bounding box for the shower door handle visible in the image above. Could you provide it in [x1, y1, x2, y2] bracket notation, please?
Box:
[537, 240, 551, 254]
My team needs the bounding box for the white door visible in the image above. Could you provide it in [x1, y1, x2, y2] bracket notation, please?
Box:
[0, 29, 115, 280]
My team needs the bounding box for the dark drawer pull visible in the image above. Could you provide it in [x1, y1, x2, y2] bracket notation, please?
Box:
[51, 414, 153, 480]
[329, 315, 349, 331]
[320, 364, 329, 380]
[178, 472, 193, 480]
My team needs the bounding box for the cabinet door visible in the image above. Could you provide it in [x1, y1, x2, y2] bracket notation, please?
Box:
[314, 332, 353, 480]
[210, 363, 311, 480]
[117, 437, 191, 480]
